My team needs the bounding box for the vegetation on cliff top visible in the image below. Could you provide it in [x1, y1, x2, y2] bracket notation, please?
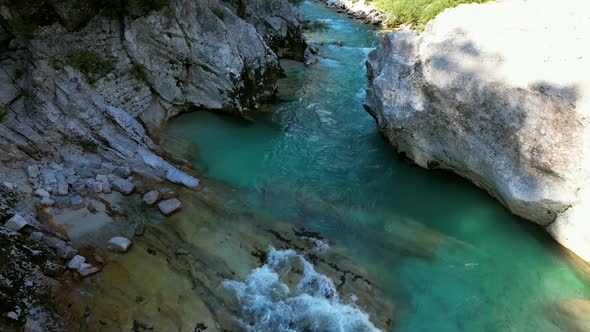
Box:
[49, 50, 114, 84]
[366, 0, 490, 31]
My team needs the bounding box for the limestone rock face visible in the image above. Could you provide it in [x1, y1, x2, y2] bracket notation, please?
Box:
[228, 0, 308, 60]
[0, 0, 304, 201]
[364, 0, 590, 260]
[124, 0, 284, 121]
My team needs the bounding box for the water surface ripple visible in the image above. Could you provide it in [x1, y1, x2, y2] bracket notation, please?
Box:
[164, 2, 590, 331]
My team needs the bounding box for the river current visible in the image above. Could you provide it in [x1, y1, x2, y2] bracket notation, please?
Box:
[159, 1, 590, 331]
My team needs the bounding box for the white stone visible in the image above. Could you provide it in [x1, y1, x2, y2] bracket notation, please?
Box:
[70, 195, 85, 209]
[26, 165, 39, 178]
[88, 180, 103, 193]
[158, 198, 182, 216]
[67, 255, 86, 270]
[40, 197, 55, 206]
[101, 178, 112, 194]
[4, 214, 28, 232]
[143, 190, 160, 205]
[78, 266, 101, 277]
[33, 188, 50, 198]
[107, 236, 132, 252]
[56, 173, 68, 195]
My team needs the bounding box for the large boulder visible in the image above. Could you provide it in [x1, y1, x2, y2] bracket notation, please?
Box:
[124, 0, 284, 120]
[364, 0, 590, 260]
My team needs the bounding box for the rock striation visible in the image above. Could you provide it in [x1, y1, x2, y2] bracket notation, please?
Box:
[364, 0, 590, 260]
[0, 0, 307, 328]
[0, 0, 306, 198]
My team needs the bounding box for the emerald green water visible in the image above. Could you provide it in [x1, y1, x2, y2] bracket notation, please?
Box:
[164, 1, 590, 331]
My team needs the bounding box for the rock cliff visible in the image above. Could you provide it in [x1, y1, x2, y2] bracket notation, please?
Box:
[364, 0, 590, 260]
[0, 0, 305, 196]
[0, 0, 306, 327]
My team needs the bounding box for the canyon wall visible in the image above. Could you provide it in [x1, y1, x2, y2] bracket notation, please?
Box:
[364, 0, 590, 261]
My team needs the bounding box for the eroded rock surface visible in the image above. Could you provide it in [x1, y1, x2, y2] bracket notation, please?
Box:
[0, 227, 66, 330]
[0, 0, 305, 198]
[0, 0, 306, 329]
[364, 0, 590, 260]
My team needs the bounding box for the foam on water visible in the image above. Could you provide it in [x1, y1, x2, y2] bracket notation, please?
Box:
[223, 245, 381, 332]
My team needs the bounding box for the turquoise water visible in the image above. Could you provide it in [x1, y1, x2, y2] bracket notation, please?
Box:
[164, 1, 590, 331]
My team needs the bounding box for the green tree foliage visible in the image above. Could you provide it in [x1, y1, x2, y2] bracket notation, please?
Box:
[367, 0, 490, 31]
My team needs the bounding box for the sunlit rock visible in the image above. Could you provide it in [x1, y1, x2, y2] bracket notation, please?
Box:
[107, 236, 132, 253]
[365, 0, 590, 261]
[158, 198, 182, 216]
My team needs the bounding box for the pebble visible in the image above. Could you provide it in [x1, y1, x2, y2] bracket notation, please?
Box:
[175, 248, 190, 256]
[71, 196, 85, 210]
[94, 254, 104, 264]
[27, 164, 39, 178]
[34, 188, 50, 197]
[30, 232, 45, 241]
[158, 198, 182, 216]
[101, 178, 112, 194]
[134, 223, 146, 237]
[89, 180, 103, 193]
[66, 175, 79, 185]
[67, 255, 86, 270]
[143, 190, 160, 205]
[62, 168, 76, 178]
[49, 162, 63, 171]
[100, 162, 116, 173]
[56, 174, 68, 195]
[42, 169, 57, 193]
[40, 196, 55, 206]
[111, 178, 135, 195]
[78, 266, 101, 277]
[107, 236, 132, 252]
[113, 166, 131, 179]
[57, 245, 78, 260]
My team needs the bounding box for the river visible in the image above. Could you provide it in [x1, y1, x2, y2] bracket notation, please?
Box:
[62, 1, 590, 331]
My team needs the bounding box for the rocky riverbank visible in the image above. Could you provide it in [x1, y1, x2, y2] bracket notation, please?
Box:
[364, 0, 590, 261]
[0, 0, 315, 328]
[319, 0, 385, 26]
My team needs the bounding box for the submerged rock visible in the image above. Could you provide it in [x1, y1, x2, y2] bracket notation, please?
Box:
[70, 195, 85, 210]
[549, 299, 590, 332]
[143, 190, 160, 205]
[107, 236, 132, 252]
[67, 255, 86, 270]
[158, 198, 182, 216]
[78, 265, 101, 277]
[364, 0, 590, 261]
[34, 188, 50, 198]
